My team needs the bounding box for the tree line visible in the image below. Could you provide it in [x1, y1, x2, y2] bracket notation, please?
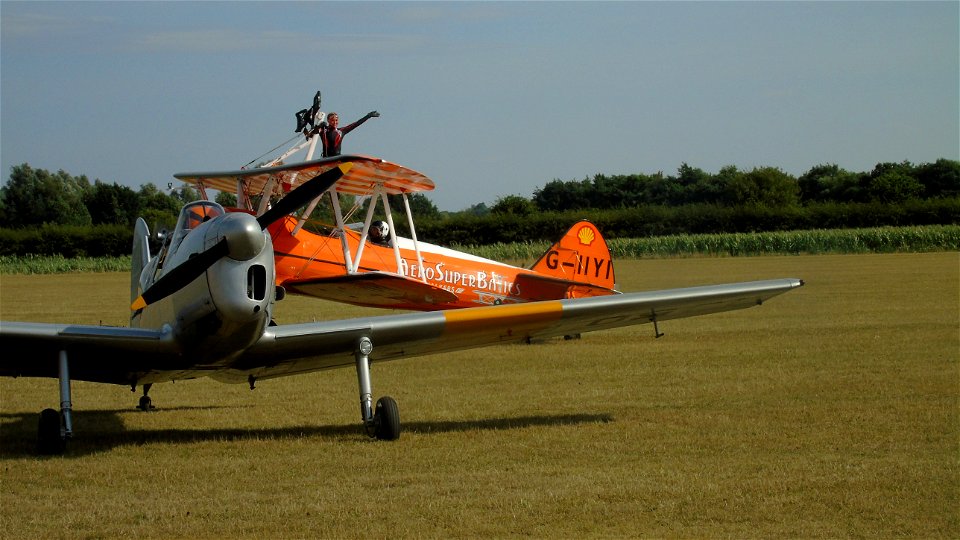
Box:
[0, 164, 200, 229]
[485, 159, 959, 216]
[0, 159, 957, 242]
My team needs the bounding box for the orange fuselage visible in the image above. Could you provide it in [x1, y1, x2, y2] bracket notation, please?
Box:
[268, 217, 616, 311]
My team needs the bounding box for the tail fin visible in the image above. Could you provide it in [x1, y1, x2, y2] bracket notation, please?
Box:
[131, 218, 151, 305]
[530, 221, 616, 291]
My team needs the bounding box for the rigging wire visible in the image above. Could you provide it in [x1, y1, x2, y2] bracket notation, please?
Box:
[241, 133, 303, 169]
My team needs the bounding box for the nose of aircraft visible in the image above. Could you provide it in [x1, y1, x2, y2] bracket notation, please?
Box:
[216, 213, 267, 261]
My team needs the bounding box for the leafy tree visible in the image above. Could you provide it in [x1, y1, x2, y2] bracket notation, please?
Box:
[865, 161, 923, 203]
[84, 181, 142, 226]
[462, 202, 490, 216]
[170, 185, 200, 205]
[215, 191, 238, 208]
[724, 167, 799, 207]
[533, 178, 592, 212]
[0, 164, 92, 227]
[491, 194, 536, 216]
[678, 164, 721, 204]
[868, 170, 923, 203]
[798, 164, 864, 203]
[711, 165, 742, 206]
[915, 158, 960, 198]
[137, 183, 182, 231]
[386, 193, 440, 219]
[641, 172, 686, 206]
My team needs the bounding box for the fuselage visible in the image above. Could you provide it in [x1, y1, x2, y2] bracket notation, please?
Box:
[132, 205, 276, 365]
[269, 217, 567, 310]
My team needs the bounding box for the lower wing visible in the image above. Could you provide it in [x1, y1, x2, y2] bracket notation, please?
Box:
[0, 279, 803, 386]
[227, 278, 803, 382]
[284, 271, 459, 310]
[0, 323, 177, 384]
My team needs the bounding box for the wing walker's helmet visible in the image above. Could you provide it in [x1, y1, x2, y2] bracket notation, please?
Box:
[370, 220, 390, 244]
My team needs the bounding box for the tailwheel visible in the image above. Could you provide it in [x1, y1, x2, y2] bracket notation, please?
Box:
[373, 396, 400, 441]
[137, 395, 154, 411]
[137, 383, 155, 411]
[37, 408, 65, 455]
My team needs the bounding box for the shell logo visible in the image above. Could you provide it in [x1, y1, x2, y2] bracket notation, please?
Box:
[577, 226, 595, 246]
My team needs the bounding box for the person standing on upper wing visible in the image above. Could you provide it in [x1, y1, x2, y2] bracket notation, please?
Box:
[309, 110, 380, 157]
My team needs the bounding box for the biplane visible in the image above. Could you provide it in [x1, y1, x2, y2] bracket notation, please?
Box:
[176, 91, 618, 311]
[177, 156, 618, 311]
[0, 162, 803, 453]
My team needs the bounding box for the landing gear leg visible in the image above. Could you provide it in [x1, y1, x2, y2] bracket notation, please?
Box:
[354, 337, 400, 441]
[38, 350, 72, 454]
[137, 383, 155, 411]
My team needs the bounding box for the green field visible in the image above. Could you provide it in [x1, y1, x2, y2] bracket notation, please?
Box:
[1, 253, 957, 538]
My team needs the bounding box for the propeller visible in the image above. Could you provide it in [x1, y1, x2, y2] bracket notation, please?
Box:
[131, 162, 352, 310]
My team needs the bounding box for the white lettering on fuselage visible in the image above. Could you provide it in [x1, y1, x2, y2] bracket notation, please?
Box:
[398, 259, 521, 296]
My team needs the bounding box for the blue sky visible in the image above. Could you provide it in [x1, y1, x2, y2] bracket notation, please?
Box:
[2, 1, 957, 211]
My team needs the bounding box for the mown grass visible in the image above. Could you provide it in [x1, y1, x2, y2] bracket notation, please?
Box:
[0, 253, 957, 538]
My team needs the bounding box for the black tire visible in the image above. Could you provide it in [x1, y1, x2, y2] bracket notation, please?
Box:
[37, 408, 64, 455]
[374, 396, 401, 441]
[138, 395, 153, 411]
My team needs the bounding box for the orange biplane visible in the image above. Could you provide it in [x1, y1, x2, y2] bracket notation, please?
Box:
[177, 155, 619, 311]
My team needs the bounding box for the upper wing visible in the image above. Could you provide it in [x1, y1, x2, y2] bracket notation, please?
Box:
[222, 278, 803, 383]
[174, 155, 434, 197]
[0, 323, 178, 384]
[284, 271, 459, 310]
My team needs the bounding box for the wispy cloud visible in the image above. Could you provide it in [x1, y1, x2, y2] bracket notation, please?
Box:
[1, 12, 115, 39]
[137, 29, 430, 54]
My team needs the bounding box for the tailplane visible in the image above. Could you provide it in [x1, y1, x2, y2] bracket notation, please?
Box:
[530, 221, 616, 291]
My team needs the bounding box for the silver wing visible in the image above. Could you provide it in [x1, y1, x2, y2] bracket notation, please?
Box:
[0, 279, 802, 385]
[223, 278, 804, 383]
[0, 324, 177, 384]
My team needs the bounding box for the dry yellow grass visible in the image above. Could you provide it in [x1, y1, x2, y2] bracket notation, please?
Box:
[0, 253, 957, 538]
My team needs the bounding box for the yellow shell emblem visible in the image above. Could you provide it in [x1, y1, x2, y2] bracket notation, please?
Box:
[577, 226, 596, 246]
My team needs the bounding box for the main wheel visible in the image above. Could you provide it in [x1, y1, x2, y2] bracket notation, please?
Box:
[37, 408, 65, 455]
[373, 396, 400, 441]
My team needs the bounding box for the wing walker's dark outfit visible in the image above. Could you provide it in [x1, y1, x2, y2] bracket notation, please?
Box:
[316, 115, 376, 158]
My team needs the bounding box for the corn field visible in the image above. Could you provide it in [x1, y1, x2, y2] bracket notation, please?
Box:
[0, 226, 956, 274]
[457, 225, 960, 261]
[0, 254, 130, 275]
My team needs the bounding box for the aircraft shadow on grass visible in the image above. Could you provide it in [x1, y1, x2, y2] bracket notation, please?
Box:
[0, 409, 614, 458]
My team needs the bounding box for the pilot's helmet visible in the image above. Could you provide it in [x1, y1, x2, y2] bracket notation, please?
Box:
[370, 220, 390, 244]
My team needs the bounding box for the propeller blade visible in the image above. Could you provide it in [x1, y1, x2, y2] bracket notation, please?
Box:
[256, 162, 353, 229]
[132, 163, 352, 311]
[131, 239, 228, 310]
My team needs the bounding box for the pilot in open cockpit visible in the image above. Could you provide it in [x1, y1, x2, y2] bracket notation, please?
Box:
[369, 220, 391, 247]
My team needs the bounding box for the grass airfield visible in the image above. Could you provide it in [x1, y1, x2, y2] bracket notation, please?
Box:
[0, 253, 957, 538]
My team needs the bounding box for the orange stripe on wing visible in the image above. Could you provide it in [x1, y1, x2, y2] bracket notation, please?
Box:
[442, 301, 564, 335]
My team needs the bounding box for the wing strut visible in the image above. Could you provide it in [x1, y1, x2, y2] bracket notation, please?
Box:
[330, 190, 355, 273]
[400, 193, 427, 284]
[352, 184, 384, 272]
[378, 190, 404, 274]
